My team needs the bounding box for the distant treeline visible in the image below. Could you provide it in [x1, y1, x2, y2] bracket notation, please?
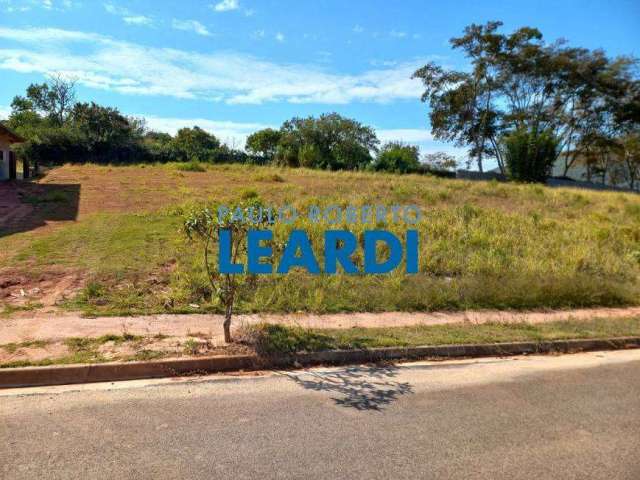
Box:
[1, 78, 455, 176]
[3, 20, 638, 184]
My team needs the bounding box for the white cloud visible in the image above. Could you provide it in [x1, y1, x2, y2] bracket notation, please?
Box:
[212, 0, 238, 12]
[123, 15, 154, 26]
[376, 129, 433, 144]
[172, 19, 211, 36]
[2, 0, 74, 11]
[0, 104, 11, 120]
[0, 26, 426, 105]
[390, 30, 407, 39]
[4, 5, 32, 12]
[275, 32, 285, 43]
[142, 114, 274, 149]
[376, 128, 467, 159]
[104, 3, 153, 27]
[353, 25, 364, 33]
[141, 116, 465, 157]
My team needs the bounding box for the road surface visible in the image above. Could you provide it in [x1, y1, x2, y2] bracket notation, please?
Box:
[1, 350, 639, 479]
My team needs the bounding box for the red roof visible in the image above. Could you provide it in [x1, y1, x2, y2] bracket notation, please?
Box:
[0, 123, 24, 143]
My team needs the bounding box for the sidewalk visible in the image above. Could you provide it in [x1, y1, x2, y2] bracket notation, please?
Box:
[2, 307, 640, 345]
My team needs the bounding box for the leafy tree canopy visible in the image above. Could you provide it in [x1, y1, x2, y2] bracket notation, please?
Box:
[413, 21, 639, 177]
[171, 126, 221, 162]
[276, 113, 379, 170]
[245, 128, 282, 160]
[372, 142, 421, 173]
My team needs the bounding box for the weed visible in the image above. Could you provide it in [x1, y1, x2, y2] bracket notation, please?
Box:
[172, 161, 206, 172]
[1, 340, 49, 354]
[183, 338, 201, 355]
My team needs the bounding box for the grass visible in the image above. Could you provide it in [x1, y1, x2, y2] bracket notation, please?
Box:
[183, 338, 201, 355]
[0, 303, 43, 318]
[1, 163, 639, 315]
[22, 188, 71, 206]
[1, 340, 49, 354]
[170, 160, 207, 172]
[2, 317, 639, 368]
[0, 333, 149, 368]
[240, 317, 640, 354]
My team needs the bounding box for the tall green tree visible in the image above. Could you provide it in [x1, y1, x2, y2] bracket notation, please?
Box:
[422, 152, 459, 171]
[413, 21, 638, 178]
[372, 142, 421, 173]
[171, 126, 221, 162]
[245, 128, 282, 161]
[11, 74, 76, 126]
[276, 113, 379, 170]
[503, 127, 559, 182]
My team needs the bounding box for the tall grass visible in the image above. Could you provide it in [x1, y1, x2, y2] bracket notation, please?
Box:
[2, 163, 639, 315]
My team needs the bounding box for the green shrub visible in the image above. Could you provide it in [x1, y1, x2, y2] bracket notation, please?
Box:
[503, 128, 559, 182]
[173, 160, 206, 172]
[238, 323, 335, 355]
[372, 142, 421, 173]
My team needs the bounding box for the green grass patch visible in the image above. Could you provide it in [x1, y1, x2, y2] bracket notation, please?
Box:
[129, 350, 171, 361]
[22, 190, 70, 204]
[64, 333, 143, 351]
[1, 340, 49, 354]
[170, 160, 207, 172]
[0, 303, 44, 318]
[240, 317, 640, 354]
[2, 163, 640, 315]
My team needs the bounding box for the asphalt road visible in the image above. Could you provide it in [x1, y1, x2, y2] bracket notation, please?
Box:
[1, 350, 639, 479]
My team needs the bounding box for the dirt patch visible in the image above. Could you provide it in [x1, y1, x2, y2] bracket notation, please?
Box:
[0, 266, 84, 308]
[2, 307, 640, 346]
[0, 334, 253, 366]
[0, 342, 68, 364]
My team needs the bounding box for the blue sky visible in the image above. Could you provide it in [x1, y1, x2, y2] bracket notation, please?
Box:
[0, 0, 638, 162]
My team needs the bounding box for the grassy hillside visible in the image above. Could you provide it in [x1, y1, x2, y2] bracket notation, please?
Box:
[1, 163, 639, 316]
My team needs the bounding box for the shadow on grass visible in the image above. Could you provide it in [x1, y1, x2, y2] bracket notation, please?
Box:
[282, 363, 413, 411]
[0, 181, 80, 238]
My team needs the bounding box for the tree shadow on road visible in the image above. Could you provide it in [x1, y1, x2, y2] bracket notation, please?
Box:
[281, 363, 413, 411]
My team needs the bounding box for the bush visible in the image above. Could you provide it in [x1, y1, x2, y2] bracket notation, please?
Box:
[173, 160, 206, 172]
[237, 323, 335, 356]
[372, 142, 421, 173]
[503, 128, 559, 182]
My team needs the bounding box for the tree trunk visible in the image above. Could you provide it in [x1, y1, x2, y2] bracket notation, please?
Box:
[223, 303, 233, 343]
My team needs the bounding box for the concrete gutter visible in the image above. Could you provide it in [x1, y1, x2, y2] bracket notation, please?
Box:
[2, 336, 639, 389]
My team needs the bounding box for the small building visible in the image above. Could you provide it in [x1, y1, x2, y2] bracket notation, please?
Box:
[0, 123, 25, 181]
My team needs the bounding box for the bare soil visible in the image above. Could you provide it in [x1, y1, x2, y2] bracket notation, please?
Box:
[0, 334, 253, 365]
[2, 307, 640, 346]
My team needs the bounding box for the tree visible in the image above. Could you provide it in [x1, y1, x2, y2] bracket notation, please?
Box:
[503, 127, 559, 182]
[71, 102, 143, 160]
[619, 133, 640, 190]
[277, 113, 379, 170]
[372, 142, 420, 173]
[422, 152, 459, 171]
[171, 126, 221, 162]
[245, 128, 282, 160]
[184, 198, 270, 343]
[11, 74, 76, 126]
[413, 21, 504, 173]
[609, 75, 640, 189]
[413, 21, 638, 177]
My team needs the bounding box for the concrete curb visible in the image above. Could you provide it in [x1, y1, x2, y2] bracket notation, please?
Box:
[2, 336, 639, 389]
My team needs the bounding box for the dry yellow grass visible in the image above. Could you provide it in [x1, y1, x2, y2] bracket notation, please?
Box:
[1, 163, 639, 315]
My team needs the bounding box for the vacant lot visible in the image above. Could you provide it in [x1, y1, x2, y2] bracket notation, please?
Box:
[1, 163, 639, 316]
